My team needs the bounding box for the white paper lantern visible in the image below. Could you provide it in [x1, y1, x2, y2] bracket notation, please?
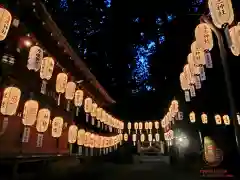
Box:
[215, 114, 222, 125]
[208, 0, 234, 29]
[27, 46, 43, 71]
[40, 57, 55, 94]
[68, 125, 78, 143]
[74, 89, 83, 116]
[1, 87, 21, 116]
[0, 8, 12, 41]
[65, 81, 76, 111]
[36, 108, 50, 132]
[22, 100, 39, 126]
[229, 26, 240, 56]
[195, 23, 214, 51]
[56, 73, 68, 105]
[223, 115, 230, 125]
[51, 117, 64, 138]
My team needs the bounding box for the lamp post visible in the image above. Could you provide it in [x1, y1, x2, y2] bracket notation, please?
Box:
[200, 15, 240, 153]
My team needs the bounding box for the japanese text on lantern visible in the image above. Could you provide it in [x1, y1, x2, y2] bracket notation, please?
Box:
[216, 0, 226, 16]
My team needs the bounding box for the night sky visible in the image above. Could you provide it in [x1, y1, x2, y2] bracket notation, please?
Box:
[42, 0, 240, 126]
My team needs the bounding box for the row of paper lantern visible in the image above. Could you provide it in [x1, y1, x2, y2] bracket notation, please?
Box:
[126, 100, 179, 133]
[1, 85, 124, 132]
[69, 126, 122, 148]
[180, 23, 213, 102]
[0, 8, 124, 132]
[189, 112, 231, 125]
[26, 45, 124, 131]
[123, 133, 160, 146]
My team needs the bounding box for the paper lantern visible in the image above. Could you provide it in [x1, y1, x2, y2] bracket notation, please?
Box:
[140, 134, 145, 142]
[229, 26, 240, 56]
[154, 121, 159, 130]
[22, 100, 39, 126]
[148, 134, 153, 146]
[77, 129, 85, 146]
[155, 133, 160, 142]
[56, 73, 68, 105]
[68, 125, 78, 143]
[237, 113, 240, 125]
[124, 133, 128, 141]
[96, 107, 102, 128]
[161, 119, 166, 128]
[74, 89, 83, 116]
[188, 53, 199, 76]
[36, 108, 50, 133]
[223, 115, 230, 125]
[40, 57, 54, 94]
[127, 122, 131, 134]
[134, 122, 138, 134]
[132, 134, 137, 146]
[189, 111, 196, 123]
[0, 8, 12, 41]
[180, 72, 191, 102]
[195, 23, 213, 51]
[148, 122, 153, 133]
[84, 132, 91, 147]
[101, 110, 106, 125]
[51, 117, 64, 138]
[65, 81, 76, 111]
[208, 0, 234, 29]
[27, 46, 43, 71]
[1, 86, 21, 116]
[84, 97, 92, 123]
[191, 41, 206, 66]
[215, 114, 222, 125]
[90, 103, 97, 125]
[201, 113, 208, 124]
[89, 133, 95, 149]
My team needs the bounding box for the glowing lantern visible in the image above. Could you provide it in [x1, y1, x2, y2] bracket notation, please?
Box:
[155, 133, 160, 142]
[237, 113, 240, 125]
[51, 117, 64, 138]
[154, 121, 159, 130]
[161, 119, 166, 129]
[189, 111, 196, 123]
[134, 122, 138, 133]
[138, 122, 143, 134]
[22, 100, 39, 126]
[96, 107, 102, 128]
[74, 89, 83, 116]
[223, 115, 230, 125]
[68, 125, 78, 154]
[188, 53, 199, 77]
[124, 133, 128, 141]
[56, 73, 68, 106]
[180, 72, 190, 102]
[191, 41, 206, 66]
[0, 8, 12, 41]
[148, 122, 153, 133]
[35, 108, 50, 147]
[84, 132, 91, 156]
[40, 57, 54, 94]
[127, 122, 131, 134]
[195, 23, 213, 51]
[89, 133, 95, 156]
[201, 113, 208, 124]
[171, 100, 179, 113]
[77, 129, 85, 155]
[215, 114, 222, 125]
[65, 81, 76, 111]
[132, 134, 137, 146]
[1, 86, 21, 116]
[140, 134, 145, 144]
[100, 110, 106, 129]
[90, 103, 97, 125]
[148, 134, 153, 146]
[229, 26, 240, 56]
[84, 97, 92, 123]
[36, 108, 50, 133]
[27, 46, 43, 71]
[208, 0, 234, 29]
